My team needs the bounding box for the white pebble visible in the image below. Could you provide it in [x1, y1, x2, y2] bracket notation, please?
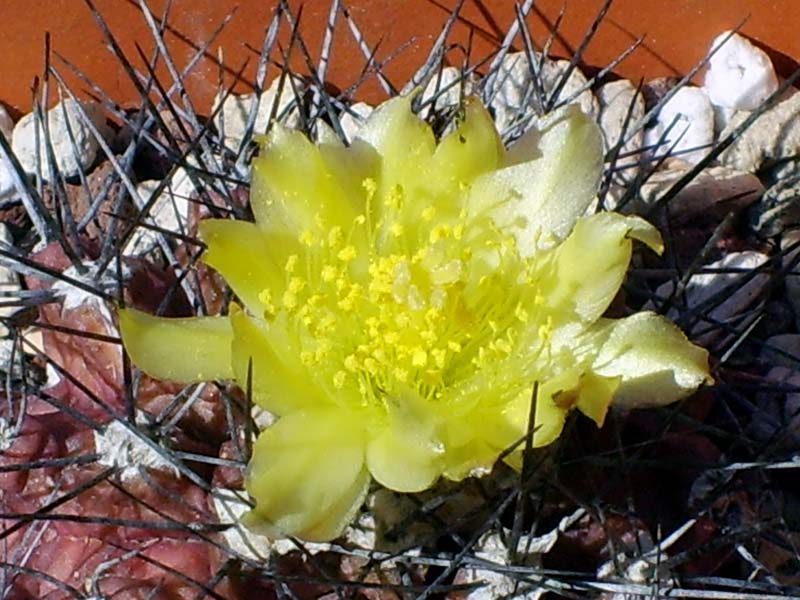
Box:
[0, 223, 21, 369]
[650, 86, 714, 164]
[338, 102, 374, 145]
[490, 51, 597, 136]
[596, 80, 645, 210]
[95, 418, 179, 482]
[124, 168, 194, 256]
[418, 66, 476, 119]
[214, 76, 303, 152]
[0, 104, 16, 200]
[704, 30, 778, 111]
[11, 99, 106, 180]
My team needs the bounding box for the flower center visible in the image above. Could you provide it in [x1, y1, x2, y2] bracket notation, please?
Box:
[257, 179, 550, 406]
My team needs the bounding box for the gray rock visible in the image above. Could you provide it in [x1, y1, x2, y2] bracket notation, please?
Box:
[762, 334, 800, 369]
[782, 231, 800, 328]
[718, 91, 800, 173]
[633, 159, 762, 221]
[648, 251, 770, 347]
[750, 175, 800, 237]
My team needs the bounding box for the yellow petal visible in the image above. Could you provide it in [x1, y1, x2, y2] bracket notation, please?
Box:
[243, 409, 369, 542]
[229, 305, 331, 415]
[539, 213, 663, 323]
[468, 105, 604, 255]
[432, 98, 504, 191]
[199, 219, 285, 313]
[355, 95, 436, 174]
[118, 308, 233, 383]
[354, 95, 438, 230]
[365, 390, 443, 492]
[574, 372, 621, 427]
[591, 312, 713, 408]
[251, 124, 360, 236]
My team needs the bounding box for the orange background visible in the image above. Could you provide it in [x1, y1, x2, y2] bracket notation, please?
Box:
[1, 0, 797, 116]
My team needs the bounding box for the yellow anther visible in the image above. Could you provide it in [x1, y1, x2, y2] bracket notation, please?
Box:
[299, 230, 316, 246]
[321, 265, 337, 282]
[300, 351, 314, 365]
[333, 371, 347, 389]
[362, 177, 377, 199]
[432, 348, 447, 369]
[390, 223, 404, 237]
[344, 354, 359, 372]
[393, 367, 408, 383]
[337, 245, 357, 262]
[258, 288, 273, 306]
[538, 316, 553, 341]
[447, 341, 462, 352]
[354, 215, 367, 226]
[412, 349, 428, 368]
[385, 184, 404, 209]
[282, 290, 298, 310]
[429, 225, 451, 243]
[515, 304, 529, 323]
[495, 338, 512, 354]
[364, 357, 378, 374]
[285, 254, 298, 273]
[258, 289, 276, 319]
[328, 226, 343, 248]
[289, 277, 305, 294]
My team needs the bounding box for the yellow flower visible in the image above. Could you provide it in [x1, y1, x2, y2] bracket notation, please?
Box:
[119, 96, 712, 542]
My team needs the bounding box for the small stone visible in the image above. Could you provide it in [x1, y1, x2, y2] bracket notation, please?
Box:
[338, 102, 374, 144]
[648, 251, 771, 346]
[597, 79, 645, 155]
[213, 488, 272, 561]
[648, 86, 714, 164]
[94, 417, 179, 482]
[11, 99, 107, 179]
[718, 91, 800, 173]
[703, 31, 778, 111]
[0, 104, 16, 201]
[0, 223, 21, 339]
[124, 167, 194, 256]
[596, 80, 646, 210]
[490, 51, 597, 136]
[633, 159, 762, 221]
[418, 66, 476, 118]
[213, 76, 303, 152]
[761, 334, 800, 369]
